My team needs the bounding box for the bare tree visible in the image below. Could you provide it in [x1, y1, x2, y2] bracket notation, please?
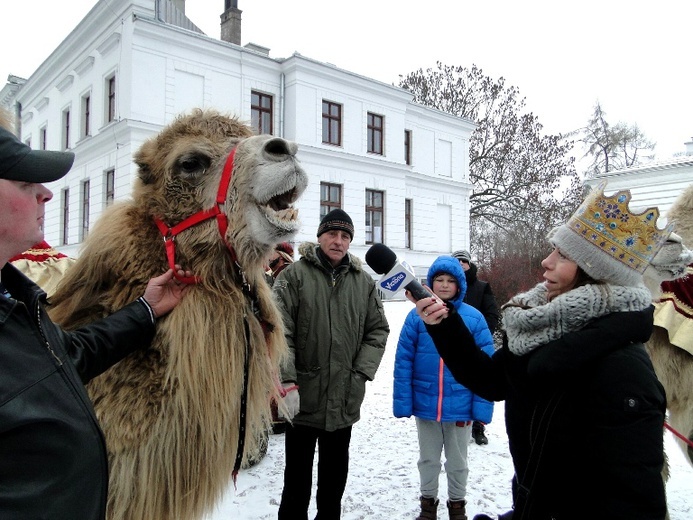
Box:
[398, 62, 582, 243]
[578, 102, 655, 177]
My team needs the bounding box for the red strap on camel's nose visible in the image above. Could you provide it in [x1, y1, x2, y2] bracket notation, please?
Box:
[152, 147, 237, 283]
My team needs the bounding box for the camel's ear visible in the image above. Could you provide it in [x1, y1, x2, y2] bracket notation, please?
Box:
[136, 161, 156, 185]
[134, 139, 157, 185]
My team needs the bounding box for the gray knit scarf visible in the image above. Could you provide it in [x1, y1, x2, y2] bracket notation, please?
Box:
[501, 282, 652, 356]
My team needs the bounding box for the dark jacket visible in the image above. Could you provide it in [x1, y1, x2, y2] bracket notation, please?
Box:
[394, 256, 494, 423]
[273, 243, 389, 431]
[0, 264, 156, 520]
[463, 262, 499, 333]
[426, 305, 667, 520]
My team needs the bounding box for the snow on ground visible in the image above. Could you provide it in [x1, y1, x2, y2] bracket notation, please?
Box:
[207, 300, 693, 519]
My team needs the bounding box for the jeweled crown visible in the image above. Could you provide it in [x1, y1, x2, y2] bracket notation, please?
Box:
[567, 180, 674, 274]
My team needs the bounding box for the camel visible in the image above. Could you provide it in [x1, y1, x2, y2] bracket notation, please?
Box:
[47, 109, 309, 520]
[645, 184, 693, 470]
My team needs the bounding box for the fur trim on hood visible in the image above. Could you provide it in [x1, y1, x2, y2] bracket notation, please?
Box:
[298, 242, 364, 271]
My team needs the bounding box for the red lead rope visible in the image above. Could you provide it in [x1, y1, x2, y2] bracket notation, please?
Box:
[152, 147, 238, 283]
[665, 421, 693, 450]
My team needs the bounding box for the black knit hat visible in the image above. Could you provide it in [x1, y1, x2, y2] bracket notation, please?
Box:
[317, 209, 354, 241]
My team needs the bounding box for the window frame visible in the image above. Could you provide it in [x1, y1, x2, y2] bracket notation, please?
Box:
[322, 100, 342, 146]
[62, 108, 71, 150]
[367, 112, 384, 155]
[320, 182, 342, 219]
[105, 168, 115, 206]
[365, 188, 385, 244]
[251, 90, 273, 135]
[405, 198, 413, 249]
[82, 93, 91, 137]
[106, 75, 116, 123]
[81, 179, 90, 240]
[61, 188, 70, 246]
[404, 129, 412, 165]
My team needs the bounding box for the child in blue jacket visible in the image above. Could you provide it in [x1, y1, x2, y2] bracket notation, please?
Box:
[394, 255, 494, 520]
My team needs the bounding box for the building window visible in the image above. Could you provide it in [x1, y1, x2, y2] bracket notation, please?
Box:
[62, 109, 70, 150]
[106, 75, 116, 123]
[105, 168, 115, 206]
[251, 91, 273, 135]
[81, 180, 90, 240]
[365, 189, 384, 244]
[405, 198, 412, 249]
[82, 93, 91, 137]
[40, 127, 47, 150]
[320, 182, 342, 219]
[404, 129, 412, 165]
[367, 112, 384, 155]
[61, 188, 70, 246]
[322, 100, 342, 146]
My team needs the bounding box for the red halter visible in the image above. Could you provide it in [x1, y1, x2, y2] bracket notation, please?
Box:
[152, 146, 273, 481]
[153, 147, 238, 283]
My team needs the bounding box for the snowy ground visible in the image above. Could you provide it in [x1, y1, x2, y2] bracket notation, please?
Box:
[207, 300, 693, 519]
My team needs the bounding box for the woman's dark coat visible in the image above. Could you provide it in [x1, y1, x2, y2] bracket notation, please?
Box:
[426, 306, 667, 520]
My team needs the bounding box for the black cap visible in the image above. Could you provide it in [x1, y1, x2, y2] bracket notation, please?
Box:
[317, 209, 354, 240]
[0, 126, 74, 183]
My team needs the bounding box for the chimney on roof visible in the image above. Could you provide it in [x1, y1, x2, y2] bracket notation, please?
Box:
[221, 0, 242, 45]
[685, 137, 693, 156]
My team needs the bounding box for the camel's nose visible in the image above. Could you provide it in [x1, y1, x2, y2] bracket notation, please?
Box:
[263, 137, 297, 159]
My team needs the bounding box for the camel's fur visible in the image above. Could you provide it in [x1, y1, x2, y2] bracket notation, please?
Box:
[48, 109, 308, 520]
[645, 184, 693, 468]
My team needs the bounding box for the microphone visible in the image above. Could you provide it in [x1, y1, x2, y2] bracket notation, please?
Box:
[365, 243, 434, 301]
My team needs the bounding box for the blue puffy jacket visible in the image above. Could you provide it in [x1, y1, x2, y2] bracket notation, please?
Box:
[393, 256, 495, 423]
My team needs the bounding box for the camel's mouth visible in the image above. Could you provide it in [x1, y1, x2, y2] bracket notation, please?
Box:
[260, 185, 301, 226]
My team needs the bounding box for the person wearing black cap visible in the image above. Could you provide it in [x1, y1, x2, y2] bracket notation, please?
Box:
[0, 123, 191, 520]
[452, 249, 499, 446]
[273, 208, 390, 519]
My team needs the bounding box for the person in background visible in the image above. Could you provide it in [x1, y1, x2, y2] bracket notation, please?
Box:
[267, 241, 295, 435]
[413, 182, 687, 520]
[394, 255, 494, 520]
[0, 124, 191, 520]
[268, 241, 295, 281]
[451, 249, 499, 445]
[273, 208, 390, 519]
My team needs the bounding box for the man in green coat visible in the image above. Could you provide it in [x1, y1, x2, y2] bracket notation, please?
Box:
[274, 209, 390, 519]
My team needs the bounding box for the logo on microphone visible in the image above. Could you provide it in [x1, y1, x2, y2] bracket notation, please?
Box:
[380, 271, 407, 292]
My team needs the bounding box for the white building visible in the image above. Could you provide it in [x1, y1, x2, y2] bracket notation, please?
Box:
[2, 0, 475, 279]
[585, 139, 693, 220]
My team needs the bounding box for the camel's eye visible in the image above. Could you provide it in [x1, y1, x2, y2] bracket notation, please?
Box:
[177, 154, 211, 178]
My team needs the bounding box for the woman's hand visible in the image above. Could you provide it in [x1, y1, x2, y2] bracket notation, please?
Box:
[405, 286, 448, 324]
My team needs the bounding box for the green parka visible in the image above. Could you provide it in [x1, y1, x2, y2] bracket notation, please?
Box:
[272, 242, 389, 431]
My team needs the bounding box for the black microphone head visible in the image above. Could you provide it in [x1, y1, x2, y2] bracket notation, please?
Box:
[365, 243, 397, 274]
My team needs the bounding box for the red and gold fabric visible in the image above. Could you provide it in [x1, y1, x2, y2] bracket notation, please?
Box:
[653, 265, 693, 355]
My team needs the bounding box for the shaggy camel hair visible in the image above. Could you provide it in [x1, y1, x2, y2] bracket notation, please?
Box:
[646, 183, 693, 469]
[49, 109, 308, 520]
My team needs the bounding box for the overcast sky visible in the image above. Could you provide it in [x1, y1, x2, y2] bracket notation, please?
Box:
[3, 1, 691, 159]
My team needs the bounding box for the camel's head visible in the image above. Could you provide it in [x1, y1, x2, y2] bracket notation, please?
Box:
[132, 109, 308, 270]
[643, 183, 693, 295]
[227, 134, 308, 250]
